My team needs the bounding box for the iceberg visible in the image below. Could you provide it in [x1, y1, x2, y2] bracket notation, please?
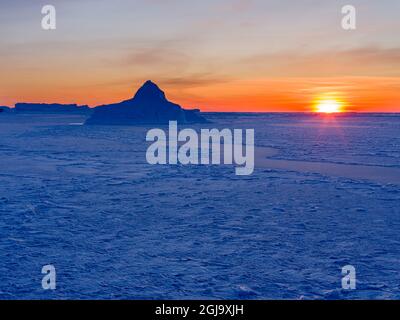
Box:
[15, 103, 90, 114]
[0, 106, 11, 113]
[85, 80, 207, 125]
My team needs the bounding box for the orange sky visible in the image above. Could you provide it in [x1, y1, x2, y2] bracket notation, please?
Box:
[3, 76, 399, 113]
[1, 1, 399, 112]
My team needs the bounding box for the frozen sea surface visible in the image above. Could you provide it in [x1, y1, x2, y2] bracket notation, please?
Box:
[0, 113, 399, 299]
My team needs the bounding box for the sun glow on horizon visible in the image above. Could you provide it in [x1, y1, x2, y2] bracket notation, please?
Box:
[314, 99, 343, 113]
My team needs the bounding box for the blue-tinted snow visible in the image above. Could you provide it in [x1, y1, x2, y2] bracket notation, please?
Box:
[0, 113, 399, 299]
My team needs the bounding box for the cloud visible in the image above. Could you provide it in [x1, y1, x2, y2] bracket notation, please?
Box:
[158, 74, 232, 87]
[240, 46, 400, 77]
[124, 47, 190, 67]
[225, 0, 254, 12]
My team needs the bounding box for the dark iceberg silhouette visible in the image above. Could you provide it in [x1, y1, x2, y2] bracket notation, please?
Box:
[86, 80, 207, 125]
[0, 106, 10, 113]
[15, 103, 90, 114]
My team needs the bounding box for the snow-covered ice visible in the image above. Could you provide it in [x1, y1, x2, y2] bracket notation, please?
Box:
[0, 112, 399, 299]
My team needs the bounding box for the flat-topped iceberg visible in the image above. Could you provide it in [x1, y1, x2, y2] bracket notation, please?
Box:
[85, 80, 207, 125]
[15, 103, 90, 114]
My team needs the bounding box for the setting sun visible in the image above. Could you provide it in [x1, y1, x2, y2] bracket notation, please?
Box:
[315, 100, 342, 113]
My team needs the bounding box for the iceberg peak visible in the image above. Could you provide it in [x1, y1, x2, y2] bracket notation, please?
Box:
[133, 80, 166, 102]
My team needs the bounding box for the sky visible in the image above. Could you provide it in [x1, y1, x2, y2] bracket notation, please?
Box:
[0, 0, 399, 112]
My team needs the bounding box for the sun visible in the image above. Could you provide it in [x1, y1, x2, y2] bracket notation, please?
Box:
[315, 100, 342, 113]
